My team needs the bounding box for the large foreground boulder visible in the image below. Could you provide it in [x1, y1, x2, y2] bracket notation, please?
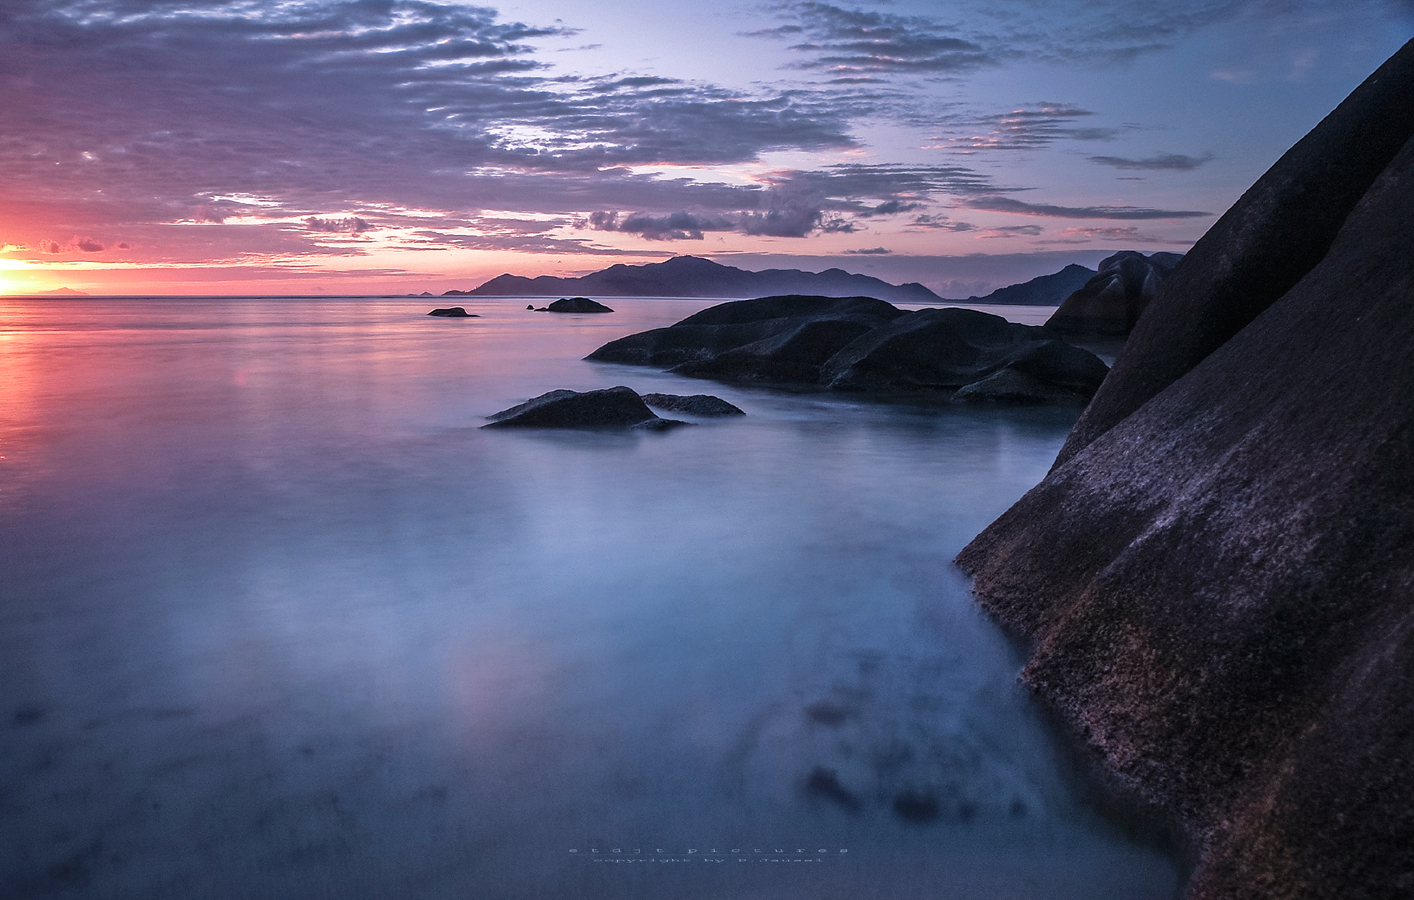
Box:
[957, 38, 1414, 900]
[1042, 251, 1181, 336]
[483, 387, 685, 430]
[1055, 39, 1414, 468]
[589, 295, 1108, 403]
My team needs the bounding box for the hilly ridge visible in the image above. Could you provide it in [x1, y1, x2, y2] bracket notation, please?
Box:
[452, 254, 1109, 310]
[453, 255, 943, 305]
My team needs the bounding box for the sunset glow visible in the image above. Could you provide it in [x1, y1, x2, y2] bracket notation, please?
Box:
[1, 1, 1409, 296]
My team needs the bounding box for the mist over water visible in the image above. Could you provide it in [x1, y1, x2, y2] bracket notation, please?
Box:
[0, 297, 1177, 899]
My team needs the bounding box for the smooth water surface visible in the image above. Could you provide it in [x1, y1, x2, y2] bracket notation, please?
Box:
[0, 297, 1177, 899]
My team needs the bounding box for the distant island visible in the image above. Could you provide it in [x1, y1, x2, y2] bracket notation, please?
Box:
[26, 286, 90, 296]
[447, 255, 1096, 307]
[964, 264, 1095, 305]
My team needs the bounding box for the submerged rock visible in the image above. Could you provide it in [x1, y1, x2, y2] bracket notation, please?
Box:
[1042, 251, 1181, 337]
[541, 297, 614, 313]
[427, 306, 478, 317]
[483, 386, 686, 430]
[957, 38, 1414, 900]
[803, 767, 861, 813]
[640, 393, 744, 416]
[951, 368, 1086, 405]
[589, 295, 1107, 403]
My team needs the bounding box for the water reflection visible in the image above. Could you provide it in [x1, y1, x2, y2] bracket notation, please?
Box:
[0, 297, 1176, 899]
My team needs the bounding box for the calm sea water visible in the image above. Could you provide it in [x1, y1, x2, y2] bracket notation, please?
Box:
[0, 297, 1177, 899]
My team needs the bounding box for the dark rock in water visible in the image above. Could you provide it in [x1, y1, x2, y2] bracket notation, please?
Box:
[13, 706, 45, 726]
[589, 295, 1107, 402]
[804, 767, 861, 813]
[1042, 251, 1182, 337]
[803, 700, 849, 726]
[669, 316, 880, 384]
[822, 308, 1106, 398]
[952, 368, 1086, 405]
[671, 293, 901, 327]
[483, 386, 686, 430]
[640, 393, 744, 416]
[892, 791, 941, 824]
[1056, 39, 1414, 468]
[541, 296, 613, 313]
[957, 38, 1414, 900]
[427, 307, 478, 317]
[526, 304, 535, 310]
[588, 294, 902, 377]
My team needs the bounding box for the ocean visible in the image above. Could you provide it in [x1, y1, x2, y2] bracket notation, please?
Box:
[0, 296, 1178, 899]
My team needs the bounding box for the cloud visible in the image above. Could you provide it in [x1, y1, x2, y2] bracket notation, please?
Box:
[405, 229, 648, 256]
[750, 1, 1343, 82]
[1088, 152, 1215, 171]
[861, 199, 926, 216]
[978, 225, 1043, 239]
[588, 210, 736, 241]
[907, 215, 977, 232]
[740, 199, 828, 237]
[0, 0, 873, 244]
[748, 3, 998, 75]
[1039, 225, 1176, 245]
[967, 196, 1211, 219]
[844, 247, 890, 254]
[939, 103, 1120, 152]
[305, 217, 372, 234]
[574, 164, 992, 241]
[76, 238, 105, 252]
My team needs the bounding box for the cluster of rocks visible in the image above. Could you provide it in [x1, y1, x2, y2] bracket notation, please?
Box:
[1042, 250, 1183, 336]
[587, 295, 1108, 404]
[957, 38, 1414, 899]
[483, 387, 742, 430]
[526, 297, 614, 313]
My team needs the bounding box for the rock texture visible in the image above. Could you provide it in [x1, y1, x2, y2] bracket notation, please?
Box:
[427, 306, 477, 317]
[1043, 251, 1182, 336]
[957, 38, 1414, 900]
[640, 393, 745, 416]
[483, 387, 686, 430]
[588, 295, 1108, 403]
[541, 297, 614, 313]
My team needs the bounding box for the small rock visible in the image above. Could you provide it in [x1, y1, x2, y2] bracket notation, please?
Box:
[640, 393, 745, 416]
[952, 368, 1088, 404]
[804, 767, 861, 812]
[483, 386, 687, 430]
[892, 790, 941, 823]
[427, 307, 478, 317]
[540, 297, 614, 313]
[803, 700, 848, 726]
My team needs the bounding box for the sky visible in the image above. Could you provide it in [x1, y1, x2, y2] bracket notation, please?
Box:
[0, 0, 1410, 297]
